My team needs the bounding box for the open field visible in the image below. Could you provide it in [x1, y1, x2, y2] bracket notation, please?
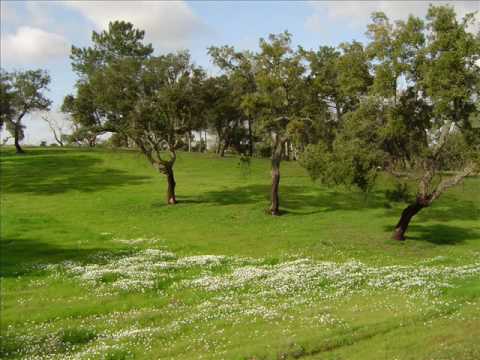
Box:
[1, 147, 479, 359]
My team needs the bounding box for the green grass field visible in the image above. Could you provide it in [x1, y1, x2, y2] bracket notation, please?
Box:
[1, 147, 479, 359]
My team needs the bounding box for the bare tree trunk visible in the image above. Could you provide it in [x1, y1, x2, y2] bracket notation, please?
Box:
[204, 130, 208, 152]
[14, 125, 24, 154]
[392, 200, 424, 240]
[269, 134, 285, 216]
[187, 132, 192, 152]
[165, 164, 177, 205]
[270, 157, 281, 215]
[219, 142, 226, 157]
[247, 118, 253, 157]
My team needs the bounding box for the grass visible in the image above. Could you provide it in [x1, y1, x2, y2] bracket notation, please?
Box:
[1, 146, 479, 359]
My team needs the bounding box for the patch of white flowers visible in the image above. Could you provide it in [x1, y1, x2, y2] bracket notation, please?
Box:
[185, 257, 480, 299]
[37, 248, 480, 299]
[7, 247, 480, 359]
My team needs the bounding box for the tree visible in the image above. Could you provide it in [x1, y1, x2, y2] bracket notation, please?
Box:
[64, 21, 155, 144]
[300, 98, 384, 194]
[301, 6, 479, 240]
[68, 21, 207, 204]
[41, 112, 72, 147]
[250, 32, 308, 215]
[0, 69, 51, 153]
[301, 41, 371, 123]
[0, 71, 14, 131]
[61, 87, 104, 147]
[117, 52, 206, 203]
[208, 46, 257, 156]
[299, 41, 373, 166]
[202, 75, 245, 157]
[387, 6, 480, 240]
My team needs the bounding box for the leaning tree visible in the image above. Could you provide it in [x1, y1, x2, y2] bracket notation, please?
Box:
[0, 69, 51, 153]
[301, 6, 480, 240]
[386, 6, 480, 240]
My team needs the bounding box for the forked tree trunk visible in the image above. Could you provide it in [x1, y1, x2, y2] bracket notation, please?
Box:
[270, 158, 281, 215]
[165, 164, 177, 205]
[392, 200, 424, 241]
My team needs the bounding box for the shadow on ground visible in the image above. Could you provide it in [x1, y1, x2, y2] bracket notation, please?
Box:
[181, 184, 479, 221]
[179, 184, 386, 214]
[0, 237, 110, 278]
[405, 224, 480, 245]
[0, 153, 148, 195]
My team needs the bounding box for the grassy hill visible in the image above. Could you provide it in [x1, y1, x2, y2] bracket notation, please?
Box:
[1, 147, 479, 359]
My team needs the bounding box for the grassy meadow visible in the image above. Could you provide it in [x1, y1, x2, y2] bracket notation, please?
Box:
[1, 147, 479, 359]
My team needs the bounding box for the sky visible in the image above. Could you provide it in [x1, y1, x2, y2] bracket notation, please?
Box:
[1, 0, 478, 145]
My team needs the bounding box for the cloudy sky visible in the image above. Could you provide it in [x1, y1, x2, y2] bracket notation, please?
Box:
[1, 1, 478, 144]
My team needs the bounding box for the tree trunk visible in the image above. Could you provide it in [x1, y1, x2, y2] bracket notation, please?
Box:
[270, 158, 281, 215]
[187, 132, 192, 152]
[204, 130, 208, 152]
[247, 118, 253, 157]
[392, 200, 424, 241]
[14, 126, 24, 154]
[165, 164, 177, 205]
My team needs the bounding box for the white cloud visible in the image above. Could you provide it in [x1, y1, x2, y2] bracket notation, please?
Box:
[63, 0, 209, 50]
[1, 26, 70, 65]
[306, 1, 479, 33]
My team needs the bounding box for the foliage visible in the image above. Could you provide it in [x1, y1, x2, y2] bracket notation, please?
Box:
[0, 69, 51, 152]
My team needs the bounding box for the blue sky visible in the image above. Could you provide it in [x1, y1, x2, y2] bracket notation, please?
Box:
[1, 1, 478, 144]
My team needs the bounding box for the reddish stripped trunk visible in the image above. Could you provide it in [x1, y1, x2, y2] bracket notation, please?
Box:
[392, 199, 425, 240]
[165, 164, 177, 205]
[14, 125, 24, 154]
[270, 159, 281, 216]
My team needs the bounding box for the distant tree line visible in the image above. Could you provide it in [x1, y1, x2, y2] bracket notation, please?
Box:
[1, 5, 478, 239]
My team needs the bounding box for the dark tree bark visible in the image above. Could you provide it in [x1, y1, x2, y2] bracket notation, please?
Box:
[270, 157, 281, 215]
[165, 163, 177, 205]
[391, 163, 474, 241]
[269, 135, 285, 216]
[14, 125, 24, 154]
[392, 200, 424, 240]
[247, 117, 253, 157]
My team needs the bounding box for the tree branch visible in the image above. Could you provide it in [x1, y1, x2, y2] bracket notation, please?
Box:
[429, 164, 476, 204]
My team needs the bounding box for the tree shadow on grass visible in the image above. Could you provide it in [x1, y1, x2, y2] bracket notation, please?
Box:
[182, 184, 387, 213]
[405, 224, 480, 245]
[183, 184, 479, 221]
[0, 153, 148, 195]
[0, 237, 108, 278]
